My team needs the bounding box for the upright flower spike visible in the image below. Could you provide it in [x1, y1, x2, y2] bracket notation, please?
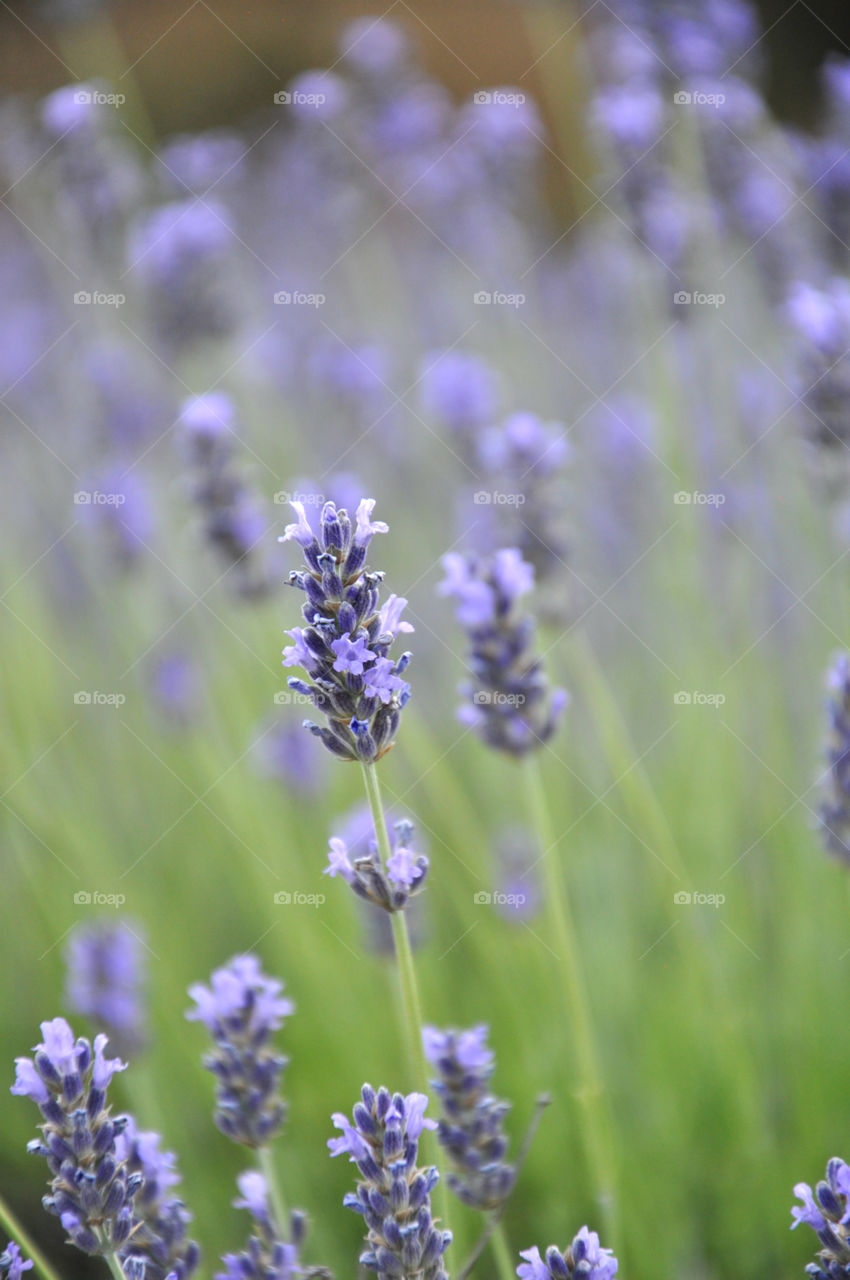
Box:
[518, 1227, 618, 1280]
[64, 918, 149, 1057]
[11, 1018, 139, 1258]
[279, 498, 413, 762]
[820, 653, 850, 860]
[0, 1243, 32, 1280]
[115, 1118, 200, 1280]
[324, 815, 429, 913]
[791, 1158, 850, 1277]
[186, 955, 294, 1148]
[328, 1085, 451, 1280]
[422, 1024, 515, 1210]
[439, 548, 568, 756]
[215, 1172, 329, 1280]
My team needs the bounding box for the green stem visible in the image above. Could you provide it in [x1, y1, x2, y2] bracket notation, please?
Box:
[521, 753, 621, 1255]
[257, 1145, 289, 1239]
[359, 761, 452, 1241]
[489, 1219, 516, 1280]
[95, 1237, 126, 1280]
[0, 1194, 64, 1280]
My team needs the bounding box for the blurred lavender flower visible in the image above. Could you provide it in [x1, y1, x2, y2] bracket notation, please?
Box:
[280, 497, 413, 762]
[252, 718, 328, 795]
[216, 1173, 300, 1280]
[791, 1157, 850, 1278]
[329, 1084, 450, 1280]
[787, 280, 850, 450]
[493, 826, 541, 922]
[819, 653, 850, 860]
[64, 918, 148, 1056]
[324, 813, 428, 913]
[131, 200, 236, 350]
[178, 393, 272, 599]
[518, 1227, 618, 1280]
[338, 17, 410, 79]
[150, 652, 200, 726]
[419, 350, 499, 436]
[115, 1118, 200, 1280]
[11, 1018, 138, 1257]
[76, 469, 154, 570]
[439, 548, 568, 755]
[0, 1244, 32, 1280]
[157, 130, 246, 196]
[422, 1024, 515, 1210]
[186, 954, 294, 1148]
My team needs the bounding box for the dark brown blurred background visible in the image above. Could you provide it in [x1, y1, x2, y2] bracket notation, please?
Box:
[1, 0, 850, 137]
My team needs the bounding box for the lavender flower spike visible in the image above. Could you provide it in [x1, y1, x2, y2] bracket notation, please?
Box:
[116, 1118, 200, 1280]
[325, 816, 429, 913]
[64, 918, 148, 1056]
[280, 498, 412, 762]
[0, 1243, 32, 1280]
[439, 548, 568, 756]
[518, 1227, 618, 1280]
[329, 1084, 451, 1280]
[216, 1172, 327, 1280]
[790, 1158, 850, 1278]
[820, 653, 850, 860]
[11, 1018, 139, 1257]
[186, 955, 294, 1147]
[423, 1023, 515, 1210]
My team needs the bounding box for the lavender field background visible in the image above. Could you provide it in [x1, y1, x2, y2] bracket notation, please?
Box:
[4, 2, 850, 1279]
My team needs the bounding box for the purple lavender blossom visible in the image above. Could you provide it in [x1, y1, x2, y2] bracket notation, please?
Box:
[820, 653, 850, 860]
[791, 1158, 850, 1279]
[0, 1244, 32, 1280]
[186, 955, 294, 1148]
[518, 1227, 618, 1280]
[252, 718, 328, 795]
[786, 280, 850, 449]
[324, 815, 428, 912]
[216, 1172, 310, 1280]
[419, 350, 499, 434]
[423, 1023, 515, 1209]
[439, 549, 568, 755]
[11, 1018, 139, 1257]
[64, 918, 148, 1055]
[338, 17, 410, 78]
[279, 498, 412, 763]
[115, 1118, 200, 1280]
[329, 1084, 450, 1280]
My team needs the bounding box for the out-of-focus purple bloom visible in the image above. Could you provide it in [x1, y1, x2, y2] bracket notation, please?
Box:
[75, 468, 154, 570]
[324, 815, 427, 912]
[116, 1118, 200, 1280]
[150, 653, 199, 725]
[419, 350, 499, 434]
[329, 1084, 449, 1279]
[338, 17, 410, 78]
[787, 280, 850, 449]
[0, 1243, 32, 1280]
[280, 498, 411, 763]
[287, 70, 350, 122]
[820, 653, 850, 860]
[186, 955, 293, 1148]
[518, 1227, 618, 1280]
[157, 130, 246, 195]
[216, 1172, 312, 1280]
[11, 1019, 138, 1257]
[423, 1023, 515, 1209]
[440, 549, 568, 756]
[64, 918, 148, 1055]
[790, 1158, 850, 1280]
[252, 717, 328, 795]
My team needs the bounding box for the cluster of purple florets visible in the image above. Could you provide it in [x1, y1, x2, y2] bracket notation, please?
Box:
[423, 1024, 515, 1211]
[324, 815, 429, 913]
[329, 1084, 451, 1280]
[440, 548, 567, 756]
[819, 653, 850, 861]
[215, 1172, 309, 1280]
[517, 1228, 619, 1280]
[281, 498, 413, 763]
[792, 1158, 850, 1278]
